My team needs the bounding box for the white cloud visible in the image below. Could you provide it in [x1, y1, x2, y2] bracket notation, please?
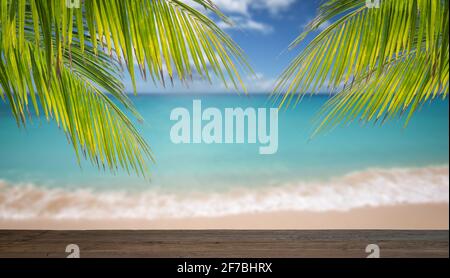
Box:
[128, 71, 277, 94]
[217, 72, 277, 93]
[217, 16, 274, 34]
[213, 0, 296, 15]
[247, 73, 277, 92]
[212, 0, 250, 15]
[189, 0, 296, 34]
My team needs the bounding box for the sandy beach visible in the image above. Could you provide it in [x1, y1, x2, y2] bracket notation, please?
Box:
[1, 203, 447, 230]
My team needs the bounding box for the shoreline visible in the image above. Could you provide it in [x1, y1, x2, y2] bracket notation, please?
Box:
[1, 203, 448, 230]
[1, 165, 448, 221]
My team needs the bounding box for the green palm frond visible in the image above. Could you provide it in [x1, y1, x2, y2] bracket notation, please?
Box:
[0, 0, 251, 177]
[79, 0, 251, 90]
[274, 0, 449, 134]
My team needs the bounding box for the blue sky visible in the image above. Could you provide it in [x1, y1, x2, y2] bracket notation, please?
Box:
[125, 0, 326, 93]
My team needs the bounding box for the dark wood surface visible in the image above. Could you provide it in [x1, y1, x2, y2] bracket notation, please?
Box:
[0, 230, 448, 258]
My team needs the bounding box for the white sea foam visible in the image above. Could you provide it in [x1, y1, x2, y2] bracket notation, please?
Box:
[0, 166, 448, 220]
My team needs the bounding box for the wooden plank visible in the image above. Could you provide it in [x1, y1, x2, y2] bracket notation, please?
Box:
[0, 230, 447, 258]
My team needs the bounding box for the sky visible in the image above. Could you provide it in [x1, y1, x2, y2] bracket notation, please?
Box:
[125, 0, 327, 93]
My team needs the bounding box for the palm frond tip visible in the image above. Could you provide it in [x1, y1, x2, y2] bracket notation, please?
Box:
[274, 0, 449, 134]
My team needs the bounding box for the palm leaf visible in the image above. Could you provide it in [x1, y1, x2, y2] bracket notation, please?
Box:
[273, 0, 449, 134]
[0, 0, 251, 177]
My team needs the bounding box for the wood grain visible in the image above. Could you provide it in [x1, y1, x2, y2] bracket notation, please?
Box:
[0, 230, 447, 258]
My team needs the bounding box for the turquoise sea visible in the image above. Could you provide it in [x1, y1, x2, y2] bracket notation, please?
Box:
[0, 95, 448, 219]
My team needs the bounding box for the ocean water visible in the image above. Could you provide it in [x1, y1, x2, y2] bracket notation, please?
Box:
[0, 95, 448, 219]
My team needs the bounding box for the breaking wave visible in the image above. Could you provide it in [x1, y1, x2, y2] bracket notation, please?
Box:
[0, 166, 448, 220]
